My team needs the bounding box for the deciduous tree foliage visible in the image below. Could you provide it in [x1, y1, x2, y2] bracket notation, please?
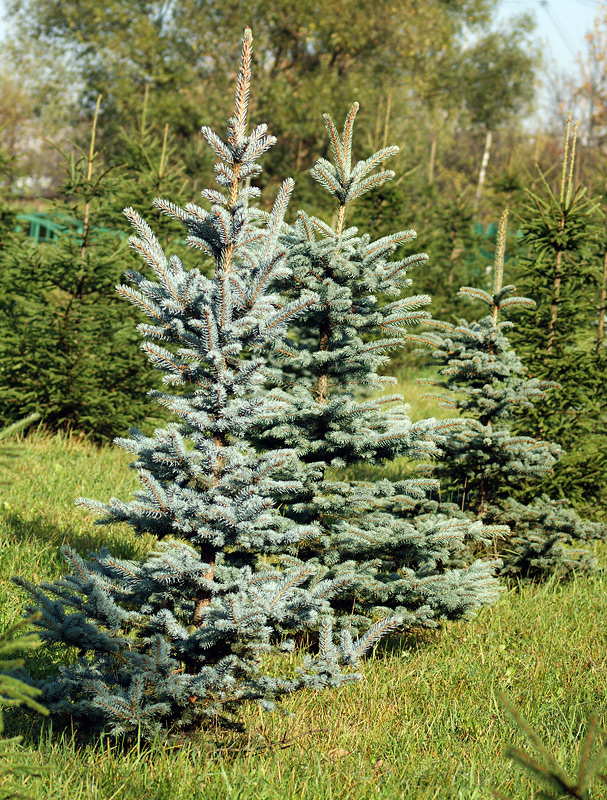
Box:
[4, 0, 539, 195]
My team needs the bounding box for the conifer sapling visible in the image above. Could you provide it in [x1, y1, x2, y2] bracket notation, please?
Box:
[14, 30, 394, 741]
[253, 104, 503, 630]
[419, 211, 607, 579]
[512, 116, 607, 515]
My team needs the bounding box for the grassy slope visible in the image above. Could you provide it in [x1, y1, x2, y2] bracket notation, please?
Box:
[1, 430, 606, 800]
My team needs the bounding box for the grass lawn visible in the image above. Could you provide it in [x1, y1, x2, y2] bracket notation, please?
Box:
[1, 428, 606, 800]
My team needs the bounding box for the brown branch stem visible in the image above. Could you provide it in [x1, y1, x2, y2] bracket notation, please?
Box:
[191, 433, 225, 626]
[316, 321, 331, 404]
[547, 248, 563, 354]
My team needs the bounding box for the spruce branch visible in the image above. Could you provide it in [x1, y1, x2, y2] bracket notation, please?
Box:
[498, 694, 607, 800]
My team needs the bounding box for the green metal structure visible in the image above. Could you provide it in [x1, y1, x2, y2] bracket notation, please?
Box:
[14, 212, 82, 244]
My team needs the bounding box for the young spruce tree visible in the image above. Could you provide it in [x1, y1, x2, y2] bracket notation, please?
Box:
[253, 105, 502, 631]
[512, 117, 607, 515]
[13, 31, 390, 741]
[420, 212, 607, 580]
[0, 98, 190, 441]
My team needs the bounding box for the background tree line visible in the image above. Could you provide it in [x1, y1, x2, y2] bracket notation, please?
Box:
[1, 0, 538, 205]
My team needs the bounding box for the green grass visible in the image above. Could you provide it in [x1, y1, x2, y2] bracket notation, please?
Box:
[338, 370, 463, 483]
[1, 429, 607, 800]
[375, 368, 457, 424]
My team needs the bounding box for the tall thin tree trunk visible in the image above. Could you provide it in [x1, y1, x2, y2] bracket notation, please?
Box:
[80, 95, 102, 264]
[382, 93, 392, 150]
[533, 124, 542, 163]
[447, 226, 459, 286]
[428, 136, 437, 185]
[530, 124, 542, 192]
[475, 129, 492, 209]
[597, 243, 607, 350]
[373, 96, 383, 152]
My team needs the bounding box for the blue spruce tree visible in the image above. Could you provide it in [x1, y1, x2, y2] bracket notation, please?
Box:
[419, 212, 607, 580]
[252, 104, 502, 631]
[13, 30, 396, 741]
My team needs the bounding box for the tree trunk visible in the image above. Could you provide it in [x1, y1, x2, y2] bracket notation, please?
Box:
[191, 433, 224, 626]
[316, 322, 331, 404]
[428, 136, 437, 185]
[597, 243, 607, 350]
[373, 97, 383, 151]
[447, 229, 458, 286]
[547, 249, 563, 354]
[475, 129, 492, 209]
[382, 93, 392, 150]
[192, 542, 217, 626]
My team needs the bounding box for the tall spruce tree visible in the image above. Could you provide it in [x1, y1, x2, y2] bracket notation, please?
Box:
[253, 104, 502, 631]
[13, 31, 396, 741]
[420, 212, 607, 580]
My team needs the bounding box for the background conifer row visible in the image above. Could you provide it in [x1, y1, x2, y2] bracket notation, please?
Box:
[511, 120, 607, 516]
[0, 96, 192, 441]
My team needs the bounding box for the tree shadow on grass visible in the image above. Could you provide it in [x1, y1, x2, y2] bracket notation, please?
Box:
[0, 509, 151, 561]
[374, 627, 443, 657]
[2, 694, 52, 735]
[2, 705, 97, 758]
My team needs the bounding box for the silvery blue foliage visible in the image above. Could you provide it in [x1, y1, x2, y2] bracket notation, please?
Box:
[418, 213, 607, 579]
[14, 30, 403, 740]
[253, 104, 503, 630]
